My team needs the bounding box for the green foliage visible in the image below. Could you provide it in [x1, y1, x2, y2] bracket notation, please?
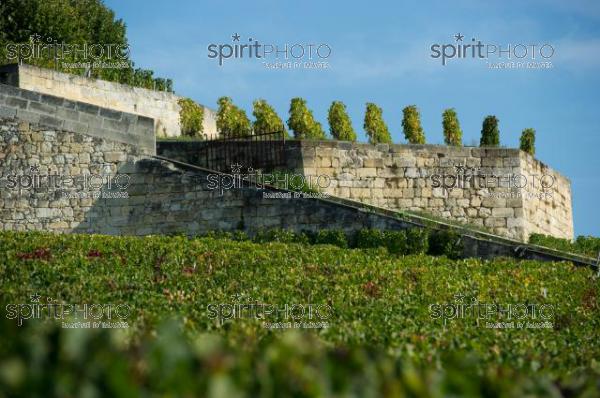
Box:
[383, 230, 408, 255]
[3, 318, 600, 397]
[287, 97, 326, 140]
[157, 135, 203, 142]
[0, 0, 173, 91]
[480, 115, 500, 147]
[0, 229, 599, 391]
[354, 228, 387, 248]
[353, 228, 428, 255]
[198, 227, 452, 257]
[253, 228, 309, 244]
[200, 230, 249, 241]
[428, 229, 463, 259]
[402, 105, 426, 144]
[363, 103, 392, 144]
[216, 96, 251, 137]
[177, 98, 204, 138]
[520, 128, 536, 155]
[312, 229, 349, 248]
[327, 101, 357, 142]
[529, 233, 600, 258]
[442, 108, 463, 146]
[252, 99, 287, 137]
[405, 228, 429, 254]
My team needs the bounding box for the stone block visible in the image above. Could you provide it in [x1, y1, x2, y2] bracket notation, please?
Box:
[479, 207, 492, 217]
[448, 189, 463, 198]
[6, 97, 28, 109]
[507, 217, 524, 229]
[404, 167, 420, 178]
[506, 197, 522, 208]
[450, 207, 465, 217]
[0, 107, 16, 119]
[15, 109, 41, 124]
[76, 102, 100, 115]
[456, 198, 469, 207]
[63, 120, 88, 134]
[432, 187, 446, 198]
[402, 187, 415, 198]
[420, 187, 432, 198]
[28, 101, 56, 114]
[318, 157, 332, 167]
[428, 198, 444, 207]
[56, 107, 80, 121]
[40, 94, 65, 107]
[492, 207, 514, 217]
[397, 199, 413, 208]
[466, 207, 478, 217]
[100, 108, 123, 120]
[481, 197, 506, 208]
[393, 157, 417, 168]
[38, 115, 63, 129]
[20, 90, 41, 102]
[481, 157, 504, 167]
[363, 158, 384, 168]
[484, 217, 506, 227]
[356, 168, 377, 178]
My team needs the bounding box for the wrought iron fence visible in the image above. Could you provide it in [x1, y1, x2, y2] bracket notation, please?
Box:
[197, 131, 287, 172]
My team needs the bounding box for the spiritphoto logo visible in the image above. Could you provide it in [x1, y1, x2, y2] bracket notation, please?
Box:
[430, 33, 554, 69]
[5, 34, 131, 69]
[429, 293, 554, 329]
[5, 293, 130, 328]
[429, 165, 555, 199]
[207, 33, 332, 69]
[1, 165, 131, 199]
[206, 293, 332, 329]
[205, 163, 331, 196]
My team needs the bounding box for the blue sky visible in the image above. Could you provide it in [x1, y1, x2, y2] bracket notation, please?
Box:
[105, 0, 599, 237]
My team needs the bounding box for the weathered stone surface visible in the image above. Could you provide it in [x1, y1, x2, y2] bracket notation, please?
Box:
[198, 139, 575, 241]
[0, 81, 155, 154]
[1, 63, 217, 139]
[0, 109, 574, 243]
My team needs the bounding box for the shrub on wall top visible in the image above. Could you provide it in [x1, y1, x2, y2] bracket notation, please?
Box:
[177, 98, 204, 138]
[252, 99, 288, 137]
[327, 101, 357, 142]
[442, 108, 462, 146]
[216, 96, 251, 138]
[402, 105, 426, 144]
[287, 97, 326, 139]
[363, 103, 392, 144]
[520, 128, 536, 155]
[480, 115, 500, 147]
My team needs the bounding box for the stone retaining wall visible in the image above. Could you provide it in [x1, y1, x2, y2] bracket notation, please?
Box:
[0, 117, 591, 267]
[294, 141, 573, 241]
[157, 140, 574, 241]
[0, 117, 413, 235]
[0, 83, 155, 154]
[0, 63, 218, 138]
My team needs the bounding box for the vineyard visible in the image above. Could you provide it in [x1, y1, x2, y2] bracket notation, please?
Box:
[1, 231, 599, 396]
